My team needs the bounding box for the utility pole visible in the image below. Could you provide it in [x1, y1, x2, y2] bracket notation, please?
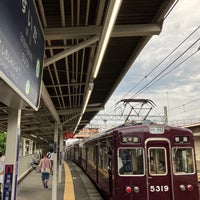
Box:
[164, 106, 168, 124]
[166, 92, 170, 123]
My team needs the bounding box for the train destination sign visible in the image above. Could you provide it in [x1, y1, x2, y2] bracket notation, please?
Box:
[0, 0, 44, 110]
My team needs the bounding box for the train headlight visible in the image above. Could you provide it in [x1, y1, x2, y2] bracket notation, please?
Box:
[179, 185, 186, 191]
[133, 186, 140, 193]
[187, 184, 193, 191]
[125, 186, 132, 193]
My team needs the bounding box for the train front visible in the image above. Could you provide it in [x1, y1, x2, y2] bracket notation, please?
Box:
[113, 124, 199, 200]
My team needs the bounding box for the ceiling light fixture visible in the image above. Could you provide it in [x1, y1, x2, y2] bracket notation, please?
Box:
[31, 134, 37, 138]
[73, 114, 83, 133]
[82, 83, 94, 114]
[74, 0, 122, 133]
[73, 83, 94, 133]
[93, 0, 122, 79]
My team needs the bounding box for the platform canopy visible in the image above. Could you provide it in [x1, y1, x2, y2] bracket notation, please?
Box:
[0, 0, 176, 143]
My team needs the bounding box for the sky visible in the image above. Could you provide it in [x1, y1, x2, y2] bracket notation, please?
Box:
[90, 0, 200, 130]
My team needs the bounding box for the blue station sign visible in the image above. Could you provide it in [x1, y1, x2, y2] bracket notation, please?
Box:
[0, 0, 44, 110]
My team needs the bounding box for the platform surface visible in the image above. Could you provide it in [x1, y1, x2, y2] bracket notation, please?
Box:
[17, 161, 103, 200]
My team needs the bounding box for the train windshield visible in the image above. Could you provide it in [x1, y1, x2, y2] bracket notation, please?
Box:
[118, 148, 144, 176]
[149, 147, 167, 175]
[172, 147, 195, 174]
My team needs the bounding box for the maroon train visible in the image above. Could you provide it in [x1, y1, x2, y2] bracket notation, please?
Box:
[67, 123, 199, 200]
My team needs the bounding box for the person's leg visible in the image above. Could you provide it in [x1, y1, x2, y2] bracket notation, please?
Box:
[44, 179, 47, 188]
[42, 173, 49, 188]
[45, 173, 50, 188]
[41, 173, 44, 187]
[41, 173, 46, 188]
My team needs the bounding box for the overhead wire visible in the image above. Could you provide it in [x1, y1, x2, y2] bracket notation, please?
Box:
[95, 0, 181, 123]
[169, 98, 200, 112]
[124, 26, 200, 99]
[131, 39, 200, 98]
[92, 20, 200, 127]
[102, 26, 200, 117]
[147, 47, 199, 90]
[170, 105, 200, 119]
[126, 26, 200, 96]
[156, 98, 200, 118]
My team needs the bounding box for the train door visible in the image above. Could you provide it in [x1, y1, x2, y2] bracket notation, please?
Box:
[146, 139, 173, 200]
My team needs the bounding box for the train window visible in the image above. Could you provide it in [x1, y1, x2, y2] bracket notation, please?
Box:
[149, 148, 167, 175]
[88, 143, 95, 163]
[98, 141, 105, 169]
[118, 148, 144, 176]
[172, 147, 195, 174]
[82, 146, 86, 160]
[74, 147, 79, 161]
[102, 147, 109, 171]
[98, 139, 112, 171]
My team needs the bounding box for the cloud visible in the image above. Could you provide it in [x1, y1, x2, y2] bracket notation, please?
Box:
[92, 0, 200, 127]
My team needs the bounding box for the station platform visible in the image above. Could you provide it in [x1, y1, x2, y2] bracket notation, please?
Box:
[17, 160, 103, 200]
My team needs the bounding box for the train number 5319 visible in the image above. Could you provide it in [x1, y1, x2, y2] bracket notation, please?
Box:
[150, 185, 169, 192]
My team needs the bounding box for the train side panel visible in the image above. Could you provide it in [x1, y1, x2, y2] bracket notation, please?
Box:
[68, 124, 199, 200]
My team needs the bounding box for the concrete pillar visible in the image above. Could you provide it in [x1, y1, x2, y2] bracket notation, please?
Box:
[52, 123, 58, 200]
[22, 138, 26, 156]
[3, 109, 21, 200]
[58, 132, 63, 183]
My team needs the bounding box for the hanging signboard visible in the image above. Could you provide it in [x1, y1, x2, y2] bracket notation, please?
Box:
[0, 0, 44, 110]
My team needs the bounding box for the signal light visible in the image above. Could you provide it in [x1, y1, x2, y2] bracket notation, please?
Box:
[125, 186, 132, 193]
[187, 184, 193, 191]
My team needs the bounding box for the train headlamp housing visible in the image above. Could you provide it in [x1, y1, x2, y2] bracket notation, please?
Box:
[133, 186, 140, 193]
[179, 185, 186, 191]
[179, 184, 193, 192]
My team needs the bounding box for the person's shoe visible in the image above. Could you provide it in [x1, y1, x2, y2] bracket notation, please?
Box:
[45, 185, 48, 188]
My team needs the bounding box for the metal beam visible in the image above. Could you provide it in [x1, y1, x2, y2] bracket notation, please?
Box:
[57, 106, 104, 115]
[43, 35, 99, 67]
[43, 24, 161, 40]
[22, 106, 104, 118]
[22, 126, 54, 132]
[41, 81, 60, 123]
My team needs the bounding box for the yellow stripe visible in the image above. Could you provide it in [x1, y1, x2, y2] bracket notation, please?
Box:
[63, 162, 75, 200]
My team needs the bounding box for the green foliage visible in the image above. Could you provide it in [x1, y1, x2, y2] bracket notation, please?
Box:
[0, 132, 7, 154]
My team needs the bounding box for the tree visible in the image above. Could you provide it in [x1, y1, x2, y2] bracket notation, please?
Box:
[0, 132, 7, 154]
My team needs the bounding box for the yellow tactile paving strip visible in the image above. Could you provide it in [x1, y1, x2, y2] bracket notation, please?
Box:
[63, 162, 75, 200]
